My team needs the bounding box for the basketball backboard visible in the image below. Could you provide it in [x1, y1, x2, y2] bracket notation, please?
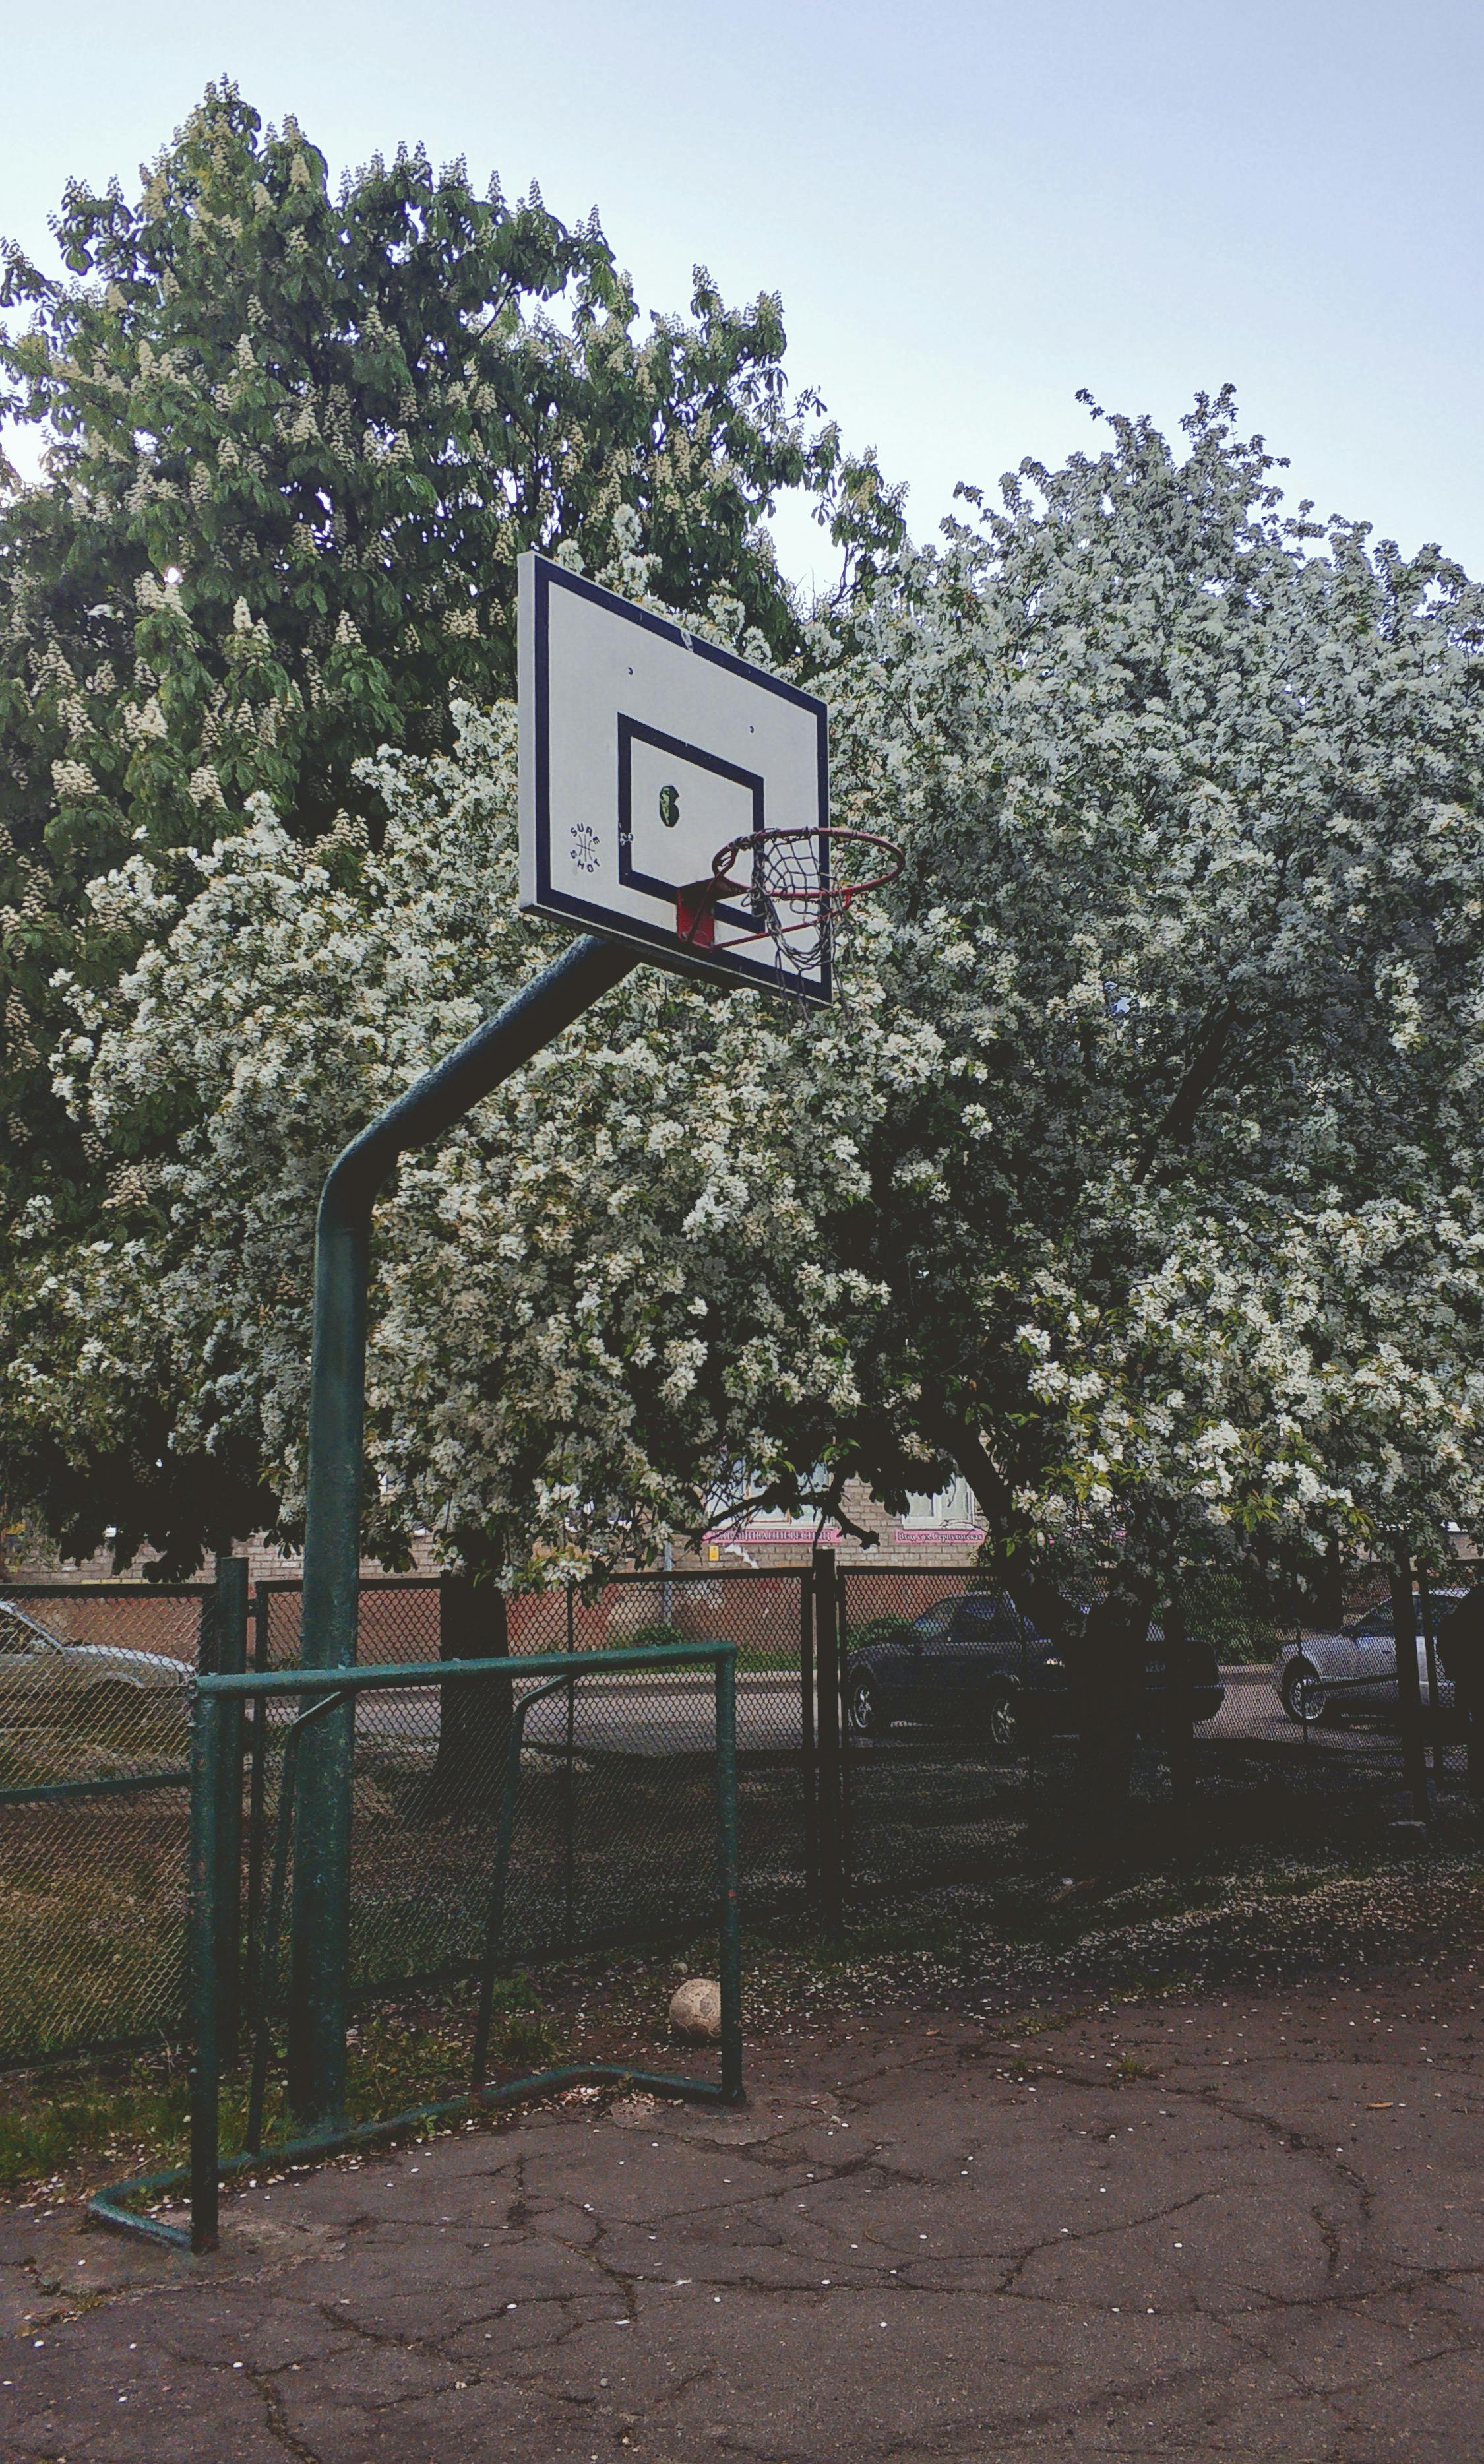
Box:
[518, 553, 832, 1002]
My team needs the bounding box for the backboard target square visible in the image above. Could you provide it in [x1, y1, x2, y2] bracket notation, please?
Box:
[518, 553, 831, 1001]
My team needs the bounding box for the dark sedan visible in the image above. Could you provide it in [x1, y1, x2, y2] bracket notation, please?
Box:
[847, 1589, 1224, 1743]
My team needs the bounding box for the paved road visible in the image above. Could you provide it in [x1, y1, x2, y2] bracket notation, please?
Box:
[345, 1664, 1371, 1761]
[348, 1674, 805, 1758]
[7, 1971, 1480, 2460]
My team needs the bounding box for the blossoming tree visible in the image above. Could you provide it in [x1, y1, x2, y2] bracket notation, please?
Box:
[6, 391, 1484, 1695]
[823, 393, 1484, 1669]
[3, 676, 938, 1571]
[0, 81, 902, 1249]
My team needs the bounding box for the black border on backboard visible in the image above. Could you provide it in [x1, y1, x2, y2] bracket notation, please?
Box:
[616, 716, 764, 928]
[526, 554, 831, 1003]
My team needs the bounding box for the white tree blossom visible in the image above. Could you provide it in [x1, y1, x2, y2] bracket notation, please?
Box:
[5, 695, 939, 1573]
[8, 392, 1484, 1598]
[822, 391, 1484, 1588]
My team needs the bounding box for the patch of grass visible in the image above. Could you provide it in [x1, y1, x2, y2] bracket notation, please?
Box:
[0, 2061, 191, 2192]
[0, 1971, 563, 2201]
[0, 1817, 187, 2064]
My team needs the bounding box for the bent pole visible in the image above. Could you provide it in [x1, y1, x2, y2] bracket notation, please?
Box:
[287, 933, 638, 2128]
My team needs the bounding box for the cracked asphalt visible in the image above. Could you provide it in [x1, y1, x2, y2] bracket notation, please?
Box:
[3, 1973, 1481, 2461]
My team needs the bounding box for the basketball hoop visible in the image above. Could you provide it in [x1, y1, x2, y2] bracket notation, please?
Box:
[679, 827, 903, 982]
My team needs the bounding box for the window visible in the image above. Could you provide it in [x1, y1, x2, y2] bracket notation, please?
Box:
[901, 1478, 977, 1528]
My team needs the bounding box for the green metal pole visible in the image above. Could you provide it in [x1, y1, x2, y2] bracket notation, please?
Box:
[287, 934, 638, 2128]
[715, 1649, 744, 2105]
[834, 1556, 852, 1904]
[1388, 1558, 1430, 1823]
[189, 1687, 223, 2255]
[563, 1581, 576, 1957]
[1417, 1567, 1445, 1788]
[243, 1582, 270, 2053]
[212, 1554, 248, 2067]
[813, 1547, 842, 1936]
[799, 1569, 818, 1895]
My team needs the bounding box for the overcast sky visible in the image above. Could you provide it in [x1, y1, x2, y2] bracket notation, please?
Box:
[4, 0, 1481, 586]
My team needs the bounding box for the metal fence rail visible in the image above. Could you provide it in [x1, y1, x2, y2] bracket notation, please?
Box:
[245, 1569, 813, 2021]
[0, 1568, 814, 2068]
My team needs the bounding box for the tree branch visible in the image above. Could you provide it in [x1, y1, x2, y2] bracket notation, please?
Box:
[1134, 1001, 1241, 1183]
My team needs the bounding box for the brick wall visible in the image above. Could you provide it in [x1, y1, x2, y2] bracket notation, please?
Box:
[11, 1478, 987, 1586]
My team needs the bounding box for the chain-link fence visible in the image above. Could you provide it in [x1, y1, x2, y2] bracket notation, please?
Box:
[0, 1584, 208, 2062]
[836, 1559, 1483, 1894]
[4, 1556, 1479, 2069]
[245, 1571, 813, 2021]
[0, 1569, 814, 2068]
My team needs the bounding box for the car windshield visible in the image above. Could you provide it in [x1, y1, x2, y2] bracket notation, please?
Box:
[1353, 1596, 1467, 1638]
[956, 1593, 1018, 1640]
[0, 1606, 55, 1651]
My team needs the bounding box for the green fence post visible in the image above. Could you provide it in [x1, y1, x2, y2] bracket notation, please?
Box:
[715, 1649, 744, 2105]
[1389, 1557, 1431, 1823]
[835, 1558, 852, 1902]
[1416, 1568, 1446, 1789]
[814, 1548, 842, 1936]
[189, 1685, 223, 2254]
[212, 1555, 249, 2067]
[244, 1583, 270, 2044]
[1163, 1603, 1198, 1857]
[799, 1569, 819, 1897]
[564, 1581, 576, 1957]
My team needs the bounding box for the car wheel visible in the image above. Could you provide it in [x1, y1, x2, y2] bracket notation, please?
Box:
[983, 1686, 1021, 1750]
[1282, 1661, 1328, 1725]
[849, 1674, 890, 1736]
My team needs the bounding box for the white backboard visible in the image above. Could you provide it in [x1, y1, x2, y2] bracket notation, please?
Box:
[518, 553, 831, 1002]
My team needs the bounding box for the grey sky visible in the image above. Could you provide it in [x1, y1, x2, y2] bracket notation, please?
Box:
[3, 0, 1481, 584]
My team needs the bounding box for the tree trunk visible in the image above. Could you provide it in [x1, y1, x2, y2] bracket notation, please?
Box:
[433, 1573, 512, 1814]
[1064, 1581, 1156, 1875]
[930, 1410, 1158, 1869]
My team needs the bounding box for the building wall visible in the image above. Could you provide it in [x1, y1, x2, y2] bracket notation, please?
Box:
[681, 1476, 986, 1573]
[9, 1481, 987, 1586]
[5, 1531, 444, 1588]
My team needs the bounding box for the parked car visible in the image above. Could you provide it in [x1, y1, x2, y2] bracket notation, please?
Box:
[0, 1598, 190, 1714]
[1273, 1591, 1467, 1725]
[846, 1590, 1224, 1742]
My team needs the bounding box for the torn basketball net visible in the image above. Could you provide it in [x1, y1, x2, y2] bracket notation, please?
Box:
[677, 827, 904, 982]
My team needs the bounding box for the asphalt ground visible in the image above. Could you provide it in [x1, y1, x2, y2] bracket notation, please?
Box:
[5, 1959, 1481, 2462]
